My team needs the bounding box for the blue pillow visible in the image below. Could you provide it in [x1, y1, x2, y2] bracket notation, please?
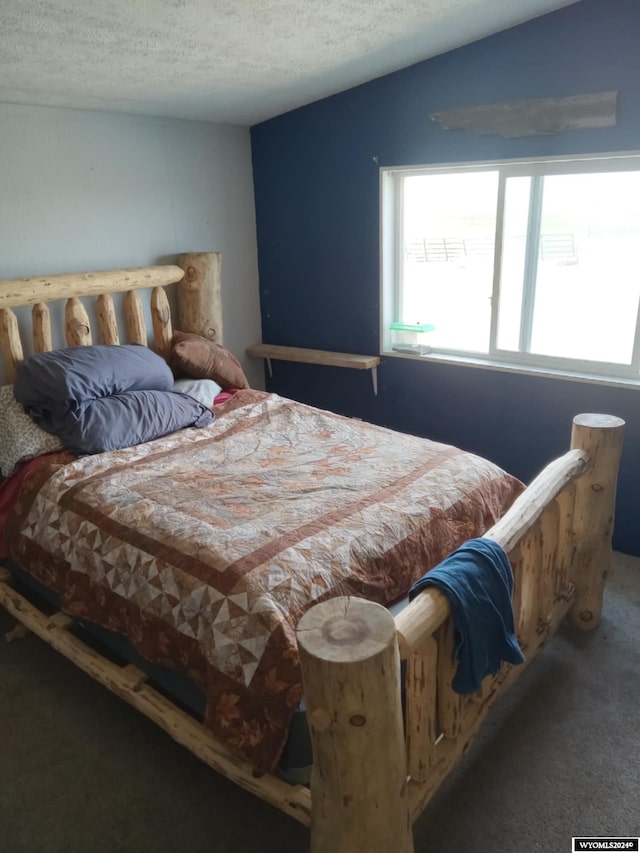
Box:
[15, 344, 174, 434]
[63, 390, 214, 455]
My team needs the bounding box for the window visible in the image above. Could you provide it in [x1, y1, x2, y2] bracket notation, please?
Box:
[380, 153, 640, 382]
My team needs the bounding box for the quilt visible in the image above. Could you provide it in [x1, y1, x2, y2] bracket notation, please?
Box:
[6, 391, 523, 770]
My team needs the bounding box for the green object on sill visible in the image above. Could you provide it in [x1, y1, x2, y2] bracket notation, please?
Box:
[389, 322, 435, 333]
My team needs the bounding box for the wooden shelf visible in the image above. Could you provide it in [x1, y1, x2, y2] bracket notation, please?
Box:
[246, 343, 381, 394]
[246, 343, 379, 370]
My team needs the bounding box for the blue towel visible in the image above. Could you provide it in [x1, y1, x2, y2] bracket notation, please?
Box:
[409, 538, 524, 693]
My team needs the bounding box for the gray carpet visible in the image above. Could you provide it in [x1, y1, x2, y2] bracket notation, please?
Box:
[1, 553, 638, 853]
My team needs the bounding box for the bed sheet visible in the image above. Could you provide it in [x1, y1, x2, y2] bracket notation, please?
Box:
[5, 390, 523, 771]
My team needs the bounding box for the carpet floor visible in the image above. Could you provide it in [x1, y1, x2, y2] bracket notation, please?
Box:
[1, 553, 638, 853]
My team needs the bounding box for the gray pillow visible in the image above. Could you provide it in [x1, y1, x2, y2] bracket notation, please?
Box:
[63, 390, 214, 455]
[15, 344, 174, 436]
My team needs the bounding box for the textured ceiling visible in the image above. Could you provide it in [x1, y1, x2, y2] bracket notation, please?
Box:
[0, 0, 578, 126]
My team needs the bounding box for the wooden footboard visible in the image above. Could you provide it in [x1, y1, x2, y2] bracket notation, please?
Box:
[297, 413, 624, 853]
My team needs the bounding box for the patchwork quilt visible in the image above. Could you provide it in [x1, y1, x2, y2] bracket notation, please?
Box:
[6, 391, 523, 770]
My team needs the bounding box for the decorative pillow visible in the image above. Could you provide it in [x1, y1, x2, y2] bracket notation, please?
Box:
[0, 385, 64, 478]
[170, 331, 250, 390]
[63, 390, 214, 455]
[173, 377, 222, 408]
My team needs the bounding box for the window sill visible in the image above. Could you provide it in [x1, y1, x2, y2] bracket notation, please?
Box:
[382, 349, 640, 391]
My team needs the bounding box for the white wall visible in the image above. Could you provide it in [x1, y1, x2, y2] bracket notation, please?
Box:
[0, 102, 263, 387]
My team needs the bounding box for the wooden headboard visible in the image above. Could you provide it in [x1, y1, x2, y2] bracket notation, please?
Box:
[0, 251, 222, 383]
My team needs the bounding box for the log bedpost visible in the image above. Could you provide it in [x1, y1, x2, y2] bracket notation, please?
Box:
[569, 413, 625, 630]
[151, 287, 172, 359]
[297, 596, 413, 853]
[64, 297, 92, 346]
[96, 294, 120, 345]
[32, 302, 53, 352]
[0, 308, 24, 382]
[176, 252, 223, 343]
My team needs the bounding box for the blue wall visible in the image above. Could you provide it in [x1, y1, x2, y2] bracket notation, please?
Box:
[251, 0, 640, 554]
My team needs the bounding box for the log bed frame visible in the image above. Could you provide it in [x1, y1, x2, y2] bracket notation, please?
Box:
[0, 253, 625, 852]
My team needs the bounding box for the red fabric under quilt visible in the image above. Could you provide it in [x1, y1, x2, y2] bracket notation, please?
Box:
[0, 454, 74, 559]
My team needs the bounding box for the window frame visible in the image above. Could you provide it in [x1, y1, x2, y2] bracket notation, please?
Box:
[380, 151, 640, 385]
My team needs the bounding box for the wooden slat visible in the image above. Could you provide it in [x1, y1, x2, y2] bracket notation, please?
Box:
[32, 302, 53, 352]
[5, 623, 30, 643]
[65, 297, 92, 346]
[96, 293, 120, 345]
[509, 545, 523, 641]
[436, 619, 462, 739]
[406, 635, 438, 782]
[0, 307, 24, 382]
[554, 485, 576, 596]
[0, 265, 185, 309]
[517, 525, 543, 647]
[151, 286, 172, 359]
[120, 664, 148, 692]
[462, 690, 486, 729]
[246, 342, 380, 371]
[0, 580, 312, 827]
[46, 612, 73, 630]
[124, 290, 147, 346]
[537, 503, 559, 624]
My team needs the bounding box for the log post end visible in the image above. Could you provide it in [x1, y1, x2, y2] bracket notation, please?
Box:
[572, 413, 625, 431]
[297, 596, 396, 664]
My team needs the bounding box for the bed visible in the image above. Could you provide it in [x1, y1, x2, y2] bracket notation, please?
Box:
[0, 253, 625, 853]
